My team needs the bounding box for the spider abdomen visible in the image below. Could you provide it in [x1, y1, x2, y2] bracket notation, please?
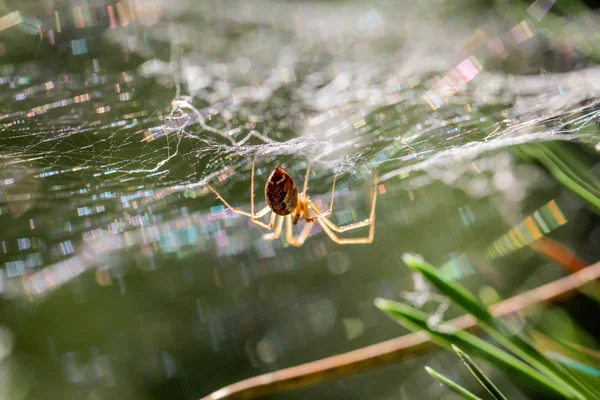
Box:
[265, 167, 298, 216]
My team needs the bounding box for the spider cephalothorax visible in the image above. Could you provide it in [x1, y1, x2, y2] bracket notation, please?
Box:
[207, 163, 377, 247]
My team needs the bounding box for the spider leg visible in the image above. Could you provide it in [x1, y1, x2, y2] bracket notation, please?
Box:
[254, 206, 272, 219]
[206, 161, 274, 229]
[305, 175, 337, 223]
[250, 162, 274, 228]
[264, 215, 284, 241]
[250, 161, 257, 216]
[292, 203, 302, 225]
[285, 215, 315, 247]
[311, 203, 371, 232]
[298, 163, 336, 222]
[308, 172, 378, 244]
[316, 217, 374, 244]
[208, 184, 273, 229]
[302, 164, 311, 195]
[255, 212, 276, 230]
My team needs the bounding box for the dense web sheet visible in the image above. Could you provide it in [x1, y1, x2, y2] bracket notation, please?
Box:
[1, 0, 600, 300]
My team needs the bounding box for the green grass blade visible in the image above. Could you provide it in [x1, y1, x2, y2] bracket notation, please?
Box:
[374, 298, 579, 399]
[554, 338, 600, 364]
[402, 254, 492, 323]
[452, 345, 507, 400]
[402, 253, 589, 400]
[425, 366, 484, 400]
[513, 143, 600, 213]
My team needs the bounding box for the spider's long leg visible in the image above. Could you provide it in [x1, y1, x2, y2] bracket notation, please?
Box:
[316, 217, 374, 244]
[311, 202, 371, 232]
[207, 184, 273, 229]
[298, 163, 336, 222]
[305, 175, 336, 222]
[206, 162, 274, 230]
[264, 215, 284, 241]
[257, 212, 277, 230]
[249, 162, 275, 229]
[302, 164, 311, 195]
[308, 172, 377, 244]
[250, 161, 256, 215]
[285, 215, 315, 247]
[206, 184, 253, 217]
[254, 206, 272, 219]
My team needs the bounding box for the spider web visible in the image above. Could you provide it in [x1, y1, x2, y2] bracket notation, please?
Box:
[1, 0, 600, 297]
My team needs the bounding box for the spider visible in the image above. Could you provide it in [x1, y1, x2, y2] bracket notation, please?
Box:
[206, 162, 377, 247]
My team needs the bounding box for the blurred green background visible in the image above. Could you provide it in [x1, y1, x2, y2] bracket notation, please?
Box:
[1, 0, 600, 399]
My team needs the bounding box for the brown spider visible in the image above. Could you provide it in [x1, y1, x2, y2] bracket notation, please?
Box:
[206, 162, 377, 246]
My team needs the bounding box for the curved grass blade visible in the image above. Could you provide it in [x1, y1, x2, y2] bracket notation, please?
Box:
[425, 366, 484, 400]
[401, 254, 492, 323]
[513, 143, 600, 213]
[452, 345, 507, 400]
[555, 337, 600, 363]
[374, 298, 578, 399]
[402, 253, 591, 400]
